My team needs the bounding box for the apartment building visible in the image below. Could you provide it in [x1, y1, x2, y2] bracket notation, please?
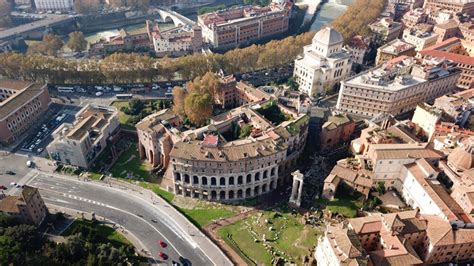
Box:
[0, 186, 48, 226]
[47, 104, 119, 168]
[375, 39, 416, 66]
[401, 8, 428, 29]
[424, 0, 474, 17]
[402, 25, 439, 51]
[197, 1, 290, 49]
[433, 20, 460, 43]
[346, 35, 367, 65]
[319, 114, 356, 152]
[89, 24, 153, 55]
[317, 209, 474, 265]
[293, 27, 352, 96]
[0, 79, 51, 145]
[336, 56, 460, 118]
[369, 17, 403, 43]
[433, 88, 473, 124]
[152, 24, 203, 57]
[34, 0, 73, 12]
[418, 37, 474, 89]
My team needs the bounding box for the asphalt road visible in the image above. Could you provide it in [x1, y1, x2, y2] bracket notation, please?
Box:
[26, 173, 213, 265]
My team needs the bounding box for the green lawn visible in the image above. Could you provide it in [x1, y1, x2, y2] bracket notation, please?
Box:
[109, 143, 151, 181]
[111, 101, 136, 131]
[179, 207, 236, 228]
[62, 219, 131, 247]
[218, 206, 321, 265]
[139, 182, 175, 203]
[314, 194, 364, 218]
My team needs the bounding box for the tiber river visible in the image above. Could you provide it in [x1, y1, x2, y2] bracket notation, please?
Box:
[84, 0, 355, 46]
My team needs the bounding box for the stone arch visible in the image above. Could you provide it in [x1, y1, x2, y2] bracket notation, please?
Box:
[245, 188, 251, 197]
[254, 185, 260, 196]
[211, 190, 217, 200]
[270, 180, 276, 189]
[211, 177, 217, 186]
[237, 175, 243, 185]
[174, 172, 181, 181]
[255, 172, 260, 181]
[149, 150, 154, 164]
[229, 190, 234, 199]
[271, 167, 276, 176]
[202, 176, 208, 186]
[237, 189, 243, 199]
[263, 170, 268, 179]
[246, 174, 252, 183]
[229, 176, 235, 186]
[193, 175, 199, 185]
[184, 174, 190, 184]
[202, 190, 208, 200]
[220, 177, 226, 186]
[262, 183, 267, 193]
[220, 191, 226, 200]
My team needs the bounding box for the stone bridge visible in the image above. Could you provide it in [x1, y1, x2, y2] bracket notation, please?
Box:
[152, 8, 195, 27]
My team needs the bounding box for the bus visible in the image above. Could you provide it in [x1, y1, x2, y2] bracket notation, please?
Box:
[116, 94, 133, 100]
[57, 87, 74, 93]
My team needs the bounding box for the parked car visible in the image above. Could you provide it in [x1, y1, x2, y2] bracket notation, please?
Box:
[159, 252, 168, 260]
[95, 92, 103, 96]
[6, 171, 15, 175]
[159, 240, 167, 248]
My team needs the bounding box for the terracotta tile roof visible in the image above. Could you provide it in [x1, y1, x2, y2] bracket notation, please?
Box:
[419, 50, 474, 65]
[371, 143, 442, 160]
[423, 215, 474, 246]
[0, 196, 22, 213]
[349, 215, 382, 234]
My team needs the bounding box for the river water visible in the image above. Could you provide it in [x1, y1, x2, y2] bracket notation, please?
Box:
[310, 0, 354, 32]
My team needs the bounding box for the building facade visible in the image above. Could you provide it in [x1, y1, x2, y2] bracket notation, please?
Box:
[402, 26, 439, 51]
[34, 0, 73, 12]
[346, 35, 368, 65]
[369, 17, 403, 43]
[0, 79, 51, 145]
[152, 24, 203, 57]
[375, 39, 416, 66]
[0, 186, 48, 226]
[424, 0, 474, 17]
[293, 27, 352, 96]
[336, 56, 460, 118]
[47, 104, 119, 168]
[198, 1, 290, 49]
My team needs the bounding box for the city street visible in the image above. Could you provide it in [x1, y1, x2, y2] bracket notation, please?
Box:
[22, 172, 231, 265]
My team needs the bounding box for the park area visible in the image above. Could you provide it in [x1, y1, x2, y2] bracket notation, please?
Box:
[217, 204, 321, 265]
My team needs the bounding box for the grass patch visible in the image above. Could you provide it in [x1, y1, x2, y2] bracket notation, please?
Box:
[109, 143, 151, 181]
[217, 205, 321, 265]
[139, 182, 175, 203]
[179, 207, 236, 228]
[62, 219, 131, 247]
[314, 194, 364, 218]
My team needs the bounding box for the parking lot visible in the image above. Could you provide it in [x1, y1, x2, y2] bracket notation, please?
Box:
[16, 103, 80, 156]
[0, 153, 33, 193]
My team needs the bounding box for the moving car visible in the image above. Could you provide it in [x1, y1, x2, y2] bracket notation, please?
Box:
[159, 252, 168, 260]
[5, 171, 15, 175]
[159, 240, 167, 248]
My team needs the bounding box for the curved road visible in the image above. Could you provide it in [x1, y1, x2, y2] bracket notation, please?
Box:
[24, 172, 231, 265]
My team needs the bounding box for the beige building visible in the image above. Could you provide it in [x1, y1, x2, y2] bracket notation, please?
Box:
[317, 209, 474, 265]
[0, 79, 51, 145]
[411, 103, 443, 138]
[336, 56, 460, 118]
[424, 0, 474, 17]
[0, 186, 48, 226]
[152, 24, 203, 57]
[369, 17, 403, 43]
[197, 1, 290, 49]
[47, 104, 119, 168]
[402, 26, 439, 51]
[418, 37, 474, 89]
[375, 39, 416, 66]
[346, 35, 367, 65]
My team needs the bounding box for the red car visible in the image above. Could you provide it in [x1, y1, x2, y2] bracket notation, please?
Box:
[159, 240, 167, 248]
[159, 252, 168, 260]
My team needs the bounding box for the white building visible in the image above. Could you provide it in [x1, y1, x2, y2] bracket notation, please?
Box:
[402, 28, 439, 51]
[336, 57, 459, 118]
[152, 25, 203, 57]
[34, 0, 73, 12]
[346, 35, 368, 65]
[47, 105, 119, 168]
[293, 27, 352, 96]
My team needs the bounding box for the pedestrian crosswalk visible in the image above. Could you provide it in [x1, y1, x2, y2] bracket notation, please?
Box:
[62, 193, 109, 207]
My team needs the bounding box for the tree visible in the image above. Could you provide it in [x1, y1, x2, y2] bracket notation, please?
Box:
[73, 0, 100, 13]
[128, 99, 145, 115]
[239, 124, 253, 139]
[184, 93, 213, 126]
[188, 72, 222, 102]
[28, 34, 64, 56]
[376, 181, 385, 195]
[67, 31, 88, 53]
[172, 86, 187, 117]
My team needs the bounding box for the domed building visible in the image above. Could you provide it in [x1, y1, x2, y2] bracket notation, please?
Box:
[293, 27, 352, 96]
